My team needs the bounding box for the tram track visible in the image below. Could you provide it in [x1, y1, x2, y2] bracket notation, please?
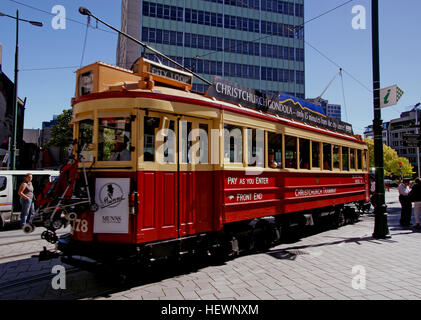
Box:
[0, 267, 81, 291]
[0, 250, 43, 261]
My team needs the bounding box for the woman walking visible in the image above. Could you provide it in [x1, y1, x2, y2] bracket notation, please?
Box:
[18, 173, 35, 227]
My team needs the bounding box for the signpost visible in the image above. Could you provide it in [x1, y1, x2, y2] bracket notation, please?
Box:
[380, 85, 404, 109]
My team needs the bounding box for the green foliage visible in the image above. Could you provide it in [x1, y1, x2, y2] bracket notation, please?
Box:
[364, 138, 414, 178]
[45, 109, 73, 148]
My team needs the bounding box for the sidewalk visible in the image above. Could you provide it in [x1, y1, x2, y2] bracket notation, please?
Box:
[1, 189, 421, 300]
[100, 189, 421, 300]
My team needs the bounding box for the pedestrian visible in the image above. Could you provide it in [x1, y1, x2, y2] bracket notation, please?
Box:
[398, 178, 412, 227]
[18, 173, 35, 227]
[369, 175, 376, 210]
[409, 178, 421, 230]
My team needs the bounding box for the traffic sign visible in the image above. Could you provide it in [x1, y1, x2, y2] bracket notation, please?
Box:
[403, 133, 420, 147]
[380, 85, 404, 108]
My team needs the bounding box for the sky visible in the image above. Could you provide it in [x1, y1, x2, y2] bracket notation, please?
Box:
[0, 0, 420, 135]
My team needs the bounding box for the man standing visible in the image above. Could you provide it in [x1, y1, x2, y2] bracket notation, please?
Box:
[409, 178, 421, 230]
[398, 178, 412, 227]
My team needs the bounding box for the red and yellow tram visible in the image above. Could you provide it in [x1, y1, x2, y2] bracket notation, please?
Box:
[57, 57, 370, 269]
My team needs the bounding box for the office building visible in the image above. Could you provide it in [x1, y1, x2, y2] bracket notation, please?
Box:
[117, 0, 305, 98]
[364, 106, 421, 176]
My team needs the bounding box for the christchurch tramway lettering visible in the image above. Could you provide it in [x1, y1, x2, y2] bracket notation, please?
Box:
[295, 187, 337, 197]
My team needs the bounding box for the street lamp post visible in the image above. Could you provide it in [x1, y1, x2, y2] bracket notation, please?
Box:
[371, 0, 391, 239]
[0, 10, 43, 170]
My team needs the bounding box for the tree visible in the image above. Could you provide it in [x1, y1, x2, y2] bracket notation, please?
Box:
[45, 109, 73, 148]
[364, 138, 414, 178]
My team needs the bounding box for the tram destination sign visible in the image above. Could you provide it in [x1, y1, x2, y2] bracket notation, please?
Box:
[206, 77, 353, 135]
[148, 61, 193, 86]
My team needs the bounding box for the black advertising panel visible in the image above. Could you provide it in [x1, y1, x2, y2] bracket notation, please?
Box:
[206, 77, 353, 135]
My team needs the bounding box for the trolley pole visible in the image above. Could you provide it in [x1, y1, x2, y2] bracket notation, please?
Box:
[371, 0, 391, 239]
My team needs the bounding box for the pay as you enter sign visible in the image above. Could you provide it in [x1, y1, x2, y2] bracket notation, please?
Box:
[380, 85, 404, 108]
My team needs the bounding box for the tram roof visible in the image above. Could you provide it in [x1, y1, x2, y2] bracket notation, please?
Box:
[73, 60, 363, 144]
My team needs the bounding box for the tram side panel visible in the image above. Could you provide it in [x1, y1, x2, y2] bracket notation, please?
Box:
[222, 171, 368, 224]
[178, 171, 216, 237]
[136, 171, 178, 243]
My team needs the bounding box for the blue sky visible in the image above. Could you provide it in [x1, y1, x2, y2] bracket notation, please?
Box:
[0, 0, 420, 135]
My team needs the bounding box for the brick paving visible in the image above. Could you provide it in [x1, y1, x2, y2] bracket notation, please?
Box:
[0, 189, 421, 300]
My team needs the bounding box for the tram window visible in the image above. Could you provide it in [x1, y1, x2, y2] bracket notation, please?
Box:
[247, 128, 264, 167]
[357, 149, 362, 170]
[342, 147, 349, 171]
[363, 150, 368, 171]
[98, 118, 131, 161]
[224, 124, 243, 163]
[78, 119, 94, 161]
[350, 149, 356, 170]
[299, 138, 310, 170]
[312, 142, 321, 168]
[144, 117, 160, 162]
[199, 124, 209, 164]
[333, 145, 340, 169]
[180, 121, 193, 164]
[163, 120, 176, 164]
[323, 143, 332, 170]
[285, 135, 297, 169]
[268, 132, 282, 169]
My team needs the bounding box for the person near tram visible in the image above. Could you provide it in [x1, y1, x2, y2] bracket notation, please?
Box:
[409, 178, 421, 230]
[18, 173, 35, 227]
[110, 136, 131, 161]
[398, 178, 412, 227]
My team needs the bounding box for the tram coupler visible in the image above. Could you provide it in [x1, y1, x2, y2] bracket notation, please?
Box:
[37, 246, 61, 261]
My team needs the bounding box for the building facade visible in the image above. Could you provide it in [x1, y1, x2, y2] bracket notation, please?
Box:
[117, 0, 305, 98]
[364, 107, 421, 176]
[0, 63, 25, 169]
[306, 97, 342, 121]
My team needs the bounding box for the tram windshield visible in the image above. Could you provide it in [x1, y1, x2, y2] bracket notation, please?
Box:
[78, 119, 94, 162]
[98, 117, 132, 161]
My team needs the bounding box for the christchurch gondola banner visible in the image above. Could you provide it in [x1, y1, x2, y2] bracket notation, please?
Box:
[206, 77, 353, 135]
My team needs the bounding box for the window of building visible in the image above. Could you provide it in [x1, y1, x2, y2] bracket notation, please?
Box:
[285, 135, 297, 169]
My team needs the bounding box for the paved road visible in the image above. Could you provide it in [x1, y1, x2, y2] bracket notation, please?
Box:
[0, 189, 420, 300]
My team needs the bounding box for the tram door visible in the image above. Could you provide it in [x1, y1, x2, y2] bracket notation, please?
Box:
[178, 116, 215, 237]
[138, 112, 215, 243]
